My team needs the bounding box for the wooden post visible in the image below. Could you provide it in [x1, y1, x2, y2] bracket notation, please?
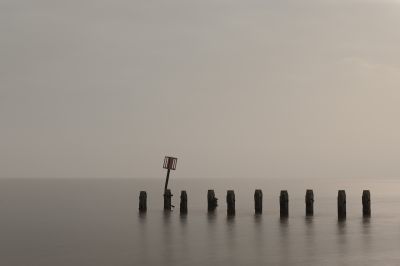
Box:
[164, 189, 173, 211]
[180, 190, 188, 214]
[207, 190, 218, 212]
[305, 189, 314, 216]
[139, 191, 147, 213]
[362, 190, 371, 217]
[254, 189, 263, 214]
[226, 190, 235, 216]
[280, 190, 289, 218]
[337, 190, 346, 220]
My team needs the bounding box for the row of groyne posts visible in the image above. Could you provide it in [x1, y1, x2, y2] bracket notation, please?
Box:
[140, 157, 372, 219]
[138, 189, 372, 219]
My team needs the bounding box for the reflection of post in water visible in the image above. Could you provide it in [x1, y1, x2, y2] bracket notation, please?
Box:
[336, 218, 348, 257]
[304, 212, 315, 260]
[361, 214, 371, 254]
[205, 206, 218, 261]
[161, 210, 174, 264]
[162, 156, 177, 211]
[278, 216, 290, 265]
[225, 210, 236, 266]
[253, 213, 264, 261]
[137, 204, 148, 264]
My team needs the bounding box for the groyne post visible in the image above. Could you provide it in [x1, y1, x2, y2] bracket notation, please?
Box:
[164, 189, 173, 211]
[338, 190, 346, 220]
[305, 189, 314, 216]
[362, 190, 371, 217]
[139, 191, 147, 213]
[254, 189, 263, 214]
[207, 190, 218, 212]
[280, 190, 289, 218]
[180, 190, 188, 214]
[226, 190, 235, 216]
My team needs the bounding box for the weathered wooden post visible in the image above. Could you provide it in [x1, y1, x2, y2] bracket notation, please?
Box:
[164, 189, 173, 211]
[362, 190, 371, 217]
[254, 189, 263, 214]
[305, 189, 314, 216]
[162, 156, 177, 211]
[226, 190, 235, 216]
[207, 190, 218, 212]
[139, 191, 147, 213]
[180, 190, 188, 214]
[338, 190, 346, 220]
[280, 190, 289, 218]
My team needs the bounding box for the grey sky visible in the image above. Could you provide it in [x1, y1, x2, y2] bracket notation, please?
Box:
[1, 0, 400, 178]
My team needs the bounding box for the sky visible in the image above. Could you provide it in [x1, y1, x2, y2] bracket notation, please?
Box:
[1, 0, 400, 179]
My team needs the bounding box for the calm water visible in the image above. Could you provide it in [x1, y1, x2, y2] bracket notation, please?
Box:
[1, 178, 400, 265]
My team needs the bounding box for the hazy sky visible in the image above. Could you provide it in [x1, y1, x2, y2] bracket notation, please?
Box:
[1, 0, 400, 178]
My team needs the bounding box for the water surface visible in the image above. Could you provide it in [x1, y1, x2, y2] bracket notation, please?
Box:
[1, 178, 400, 265]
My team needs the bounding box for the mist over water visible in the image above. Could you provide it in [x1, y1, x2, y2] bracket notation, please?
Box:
[1, 178, 400, 265]
[2, 0, 400, 180]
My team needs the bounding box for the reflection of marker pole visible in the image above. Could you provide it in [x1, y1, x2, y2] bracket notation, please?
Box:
[163, 156, 177, 211]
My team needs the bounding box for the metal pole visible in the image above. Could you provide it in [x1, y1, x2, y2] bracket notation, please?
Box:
[164, 168, 171, 194]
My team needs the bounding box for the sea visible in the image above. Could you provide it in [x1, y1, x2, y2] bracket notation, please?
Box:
[1, 177, 400, 266]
